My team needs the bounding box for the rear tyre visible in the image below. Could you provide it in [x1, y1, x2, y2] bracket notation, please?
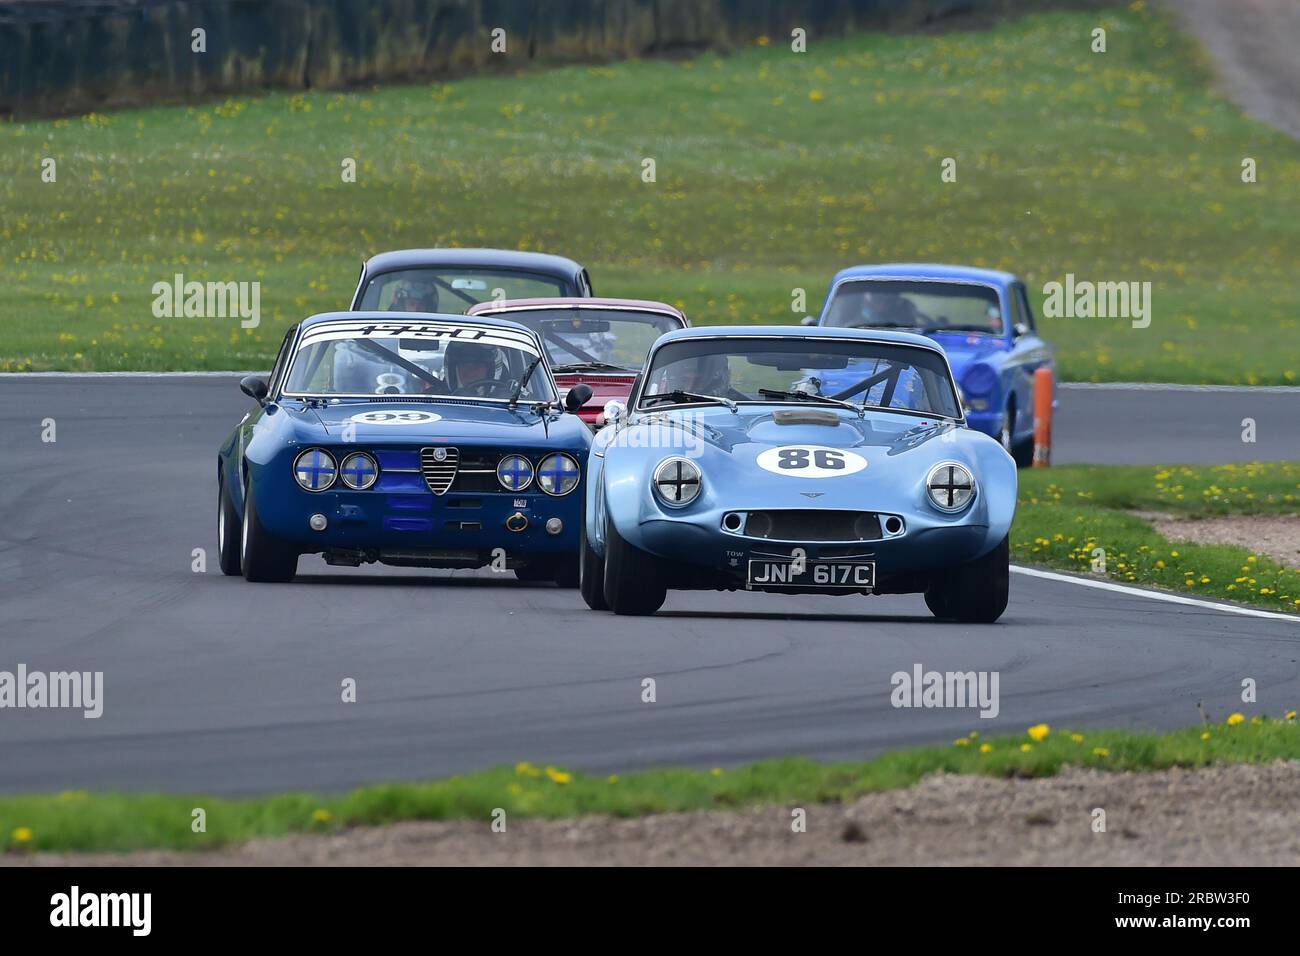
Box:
[579, 519, 609, 610]
[924, 535, 1009, 623]
[217, 471, 242, 576]
[240, 474, 299, 583]
[602, 514, 666, 616]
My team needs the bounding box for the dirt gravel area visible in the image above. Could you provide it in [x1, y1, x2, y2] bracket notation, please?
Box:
[1162, 0, 1300, 139]
[1143, 513, 1300, 568]
[12, 762, 1300, 866]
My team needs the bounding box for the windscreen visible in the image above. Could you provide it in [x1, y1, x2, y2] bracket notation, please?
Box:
[504, 308, 683, 371]
[823, 280, 1004, 336]
[357, 269, 570, 314]
[640, 337, 961, 418]
[282, 319, 554, 402]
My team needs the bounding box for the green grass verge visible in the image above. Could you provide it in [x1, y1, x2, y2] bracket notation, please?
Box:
[1013, 462, 1300, 613]
[2, 6, 1299, 380]
[3, 718, 1296, 854]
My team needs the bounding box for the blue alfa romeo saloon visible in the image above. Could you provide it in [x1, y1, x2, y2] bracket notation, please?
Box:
[217, 312, 593, 585]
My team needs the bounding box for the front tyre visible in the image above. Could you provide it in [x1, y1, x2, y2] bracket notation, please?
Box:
[1000, 405, 1034, 469]
[217, 470, 242, 576]
[240, 474, 299, 583]
[579, 518, 609, 610]
[602, 513, 666, 616]
[924, 535, 1009, 623]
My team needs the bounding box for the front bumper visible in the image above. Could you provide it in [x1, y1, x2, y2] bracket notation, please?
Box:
[254, 480, 582, 562]
[633, 509, 990, 592]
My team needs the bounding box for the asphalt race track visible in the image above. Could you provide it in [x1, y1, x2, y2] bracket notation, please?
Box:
[1, 375, 1297, 796]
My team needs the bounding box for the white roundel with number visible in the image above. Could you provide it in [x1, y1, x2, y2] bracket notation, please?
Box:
[755, 445, 867, 478]
[349, 410, 442, 425]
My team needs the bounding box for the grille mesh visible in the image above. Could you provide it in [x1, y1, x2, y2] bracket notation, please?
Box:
[420, 447, 460, 495]
[745, 510, 881, 542]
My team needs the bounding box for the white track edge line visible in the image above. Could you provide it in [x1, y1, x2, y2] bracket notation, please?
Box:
[1011, 565, 1300, 623]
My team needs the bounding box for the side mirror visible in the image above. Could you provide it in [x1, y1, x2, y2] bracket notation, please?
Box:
[1012, 323, 1031, 339]
[240, 374, 269, 405]
[800, 316, 817, 327]
[564, 383, 593, 413]
[603, 400, 627, 425]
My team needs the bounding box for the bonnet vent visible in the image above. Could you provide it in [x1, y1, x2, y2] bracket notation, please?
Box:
[772, 408, 841, 426]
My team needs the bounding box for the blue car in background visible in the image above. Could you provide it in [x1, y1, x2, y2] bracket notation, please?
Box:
[217, 312, 593, 585]
[806, 264, 1054, 466]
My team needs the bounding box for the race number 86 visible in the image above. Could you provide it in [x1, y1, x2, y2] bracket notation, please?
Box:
[779, 448, 845, 470]
[757, 445, 868, 479]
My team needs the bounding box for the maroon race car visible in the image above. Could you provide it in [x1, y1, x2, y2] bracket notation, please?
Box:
[467, 297, 688, 426]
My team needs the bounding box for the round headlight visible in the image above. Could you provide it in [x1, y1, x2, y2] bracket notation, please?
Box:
[961, 364, 998, 398]
[293, 448, 337, 492]
[927, 462, 976, 512]
[537, 453, 581, 496]
[653, 457, 702, 507]
[497, 454, 534, 492]
[339, 452, 378, 490]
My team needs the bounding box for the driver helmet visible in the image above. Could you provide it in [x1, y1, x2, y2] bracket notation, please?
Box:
[443, 341, 497, 390]
[391, 279, 439, 313]
[679, 353, 731, 395]
[860, 289, 913, 323]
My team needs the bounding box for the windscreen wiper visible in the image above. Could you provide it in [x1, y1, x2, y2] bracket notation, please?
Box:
[927, 324, 995, 334]
[508, 355, 545, 410]
[758, 388, 865, 418]
[641, 390, 737, 412]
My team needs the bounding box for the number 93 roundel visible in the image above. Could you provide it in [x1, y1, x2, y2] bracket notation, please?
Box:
[755, 445, 868, 478]
[349, 410, 442, 425]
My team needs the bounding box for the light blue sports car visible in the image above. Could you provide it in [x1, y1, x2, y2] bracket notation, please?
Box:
[580, 326, 1017, 621]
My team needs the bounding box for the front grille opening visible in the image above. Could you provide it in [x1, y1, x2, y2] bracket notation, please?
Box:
[420, 447, 460, 495]
[744, 510, 882, 542]
[420, 448, 550, 495]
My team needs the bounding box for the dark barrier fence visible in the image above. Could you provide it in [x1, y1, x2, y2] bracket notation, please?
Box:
[0, 0, 1105, 118]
